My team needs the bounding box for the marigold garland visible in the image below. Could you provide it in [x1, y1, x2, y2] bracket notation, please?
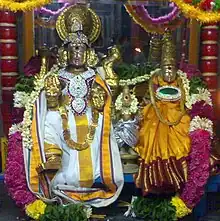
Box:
[171, 0, 220, 23]
[171, 196, 192, 218]
[0, 0, 52, 12]
[25, 200, 47, 220]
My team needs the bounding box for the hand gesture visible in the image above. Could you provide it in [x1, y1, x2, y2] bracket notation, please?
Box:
[45, 75, 61, 97]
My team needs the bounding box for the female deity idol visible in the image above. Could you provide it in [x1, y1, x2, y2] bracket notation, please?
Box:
[135, 31, 190, 195]
[23, 5, 124, 207]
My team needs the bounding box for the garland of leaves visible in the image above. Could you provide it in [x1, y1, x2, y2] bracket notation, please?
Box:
[115, 63, 153, 80]
[25, 202, 90, 221]
[0, 0, 52, 12]
[133, 197, 176, 221]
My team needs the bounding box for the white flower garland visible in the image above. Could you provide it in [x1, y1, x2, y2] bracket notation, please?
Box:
[189, 116, 213, 137]
[14, 91, 30, 108]
[119, 73, 152, 86]
[177, 70, 191, 109]
[22, 65, 59, 150]
[115, 93, 139, 115]
[189, 88, 213, 107]
[9, 122, 23, 135]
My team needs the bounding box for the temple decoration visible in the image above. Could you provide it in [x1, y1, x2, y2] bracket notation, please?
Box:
[35, 2, 71, 16]
[0, 0, 51, 12]
[171, 0, 220, 23]
[0, 10, 18, 135]
[121, 30, 218, 220]
[200, 24, 219, 100]
[5, 5, 124, 220]
[124, 4, 184, 34]
[114, 85, 139, 173]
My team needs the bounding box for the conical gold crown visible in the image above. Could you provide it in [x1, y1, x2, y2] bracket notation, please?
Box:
[148, 34, 162, 66]
[161, 30, 176, 67]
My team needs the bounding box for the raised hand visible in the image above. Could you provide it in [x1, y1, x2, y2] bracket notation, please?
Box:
[45, 75, 61, 109]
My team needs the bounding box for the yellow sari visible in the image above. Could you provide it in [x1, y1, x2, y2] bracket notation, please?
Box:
[135, 75, 191, 195]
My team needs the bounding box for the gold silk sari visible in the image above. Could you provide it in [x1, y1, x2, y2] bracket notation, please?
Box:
[135, 76, 191, 195]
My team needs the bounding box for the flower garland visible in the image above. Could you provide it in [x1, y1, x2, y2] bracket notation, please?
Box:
[170, 71, 213, 218]
[132, 3, 179, 25]
[124, 4, 184, 34]
[115, 93, 139, 115]
[35, 2, 70, 16]
[171, 0, 220, 23]
[119, 73, 151, 86]
[4, 129, 36, 208]
[26, 200, 47, 220]
[0, 0, 52, 12]
[22, 65, 59, 150]
[14, 91, 30, 108]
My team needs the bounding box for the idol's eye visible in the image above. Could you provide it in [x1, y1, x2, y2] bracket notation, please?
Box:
[168, 66, 172, 70]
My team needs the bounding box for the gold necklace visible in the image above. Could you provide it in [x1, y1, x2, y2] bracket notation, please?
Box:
[149, 73, 186, 126]
[59, 106, 99, 151]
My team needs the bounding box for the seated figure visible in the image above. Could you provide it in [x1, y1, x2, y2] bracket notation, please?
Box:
[135, 31, 191, 195]
[23, 5, 123, 207]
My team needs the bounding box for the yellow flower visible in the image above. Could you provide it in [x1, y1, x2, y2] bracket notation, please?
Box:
[171, 0, 220, 23]
[171, 196, 192, 219]
[0, 0, 51, 12]
[25, 200, 47, 220]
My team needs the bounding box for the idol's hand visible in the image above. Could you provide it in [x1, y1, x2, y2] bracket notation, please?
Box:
[45, 75, 61, 109]
[90, 83, 107, 112]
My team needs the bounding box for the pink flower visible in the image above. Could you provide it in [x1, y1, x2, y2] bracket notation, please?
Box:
[190, 101, 214, 121]
[4, 132, 36, 208]
[180, 63, 201, 79]
[181, 129, 211, 208]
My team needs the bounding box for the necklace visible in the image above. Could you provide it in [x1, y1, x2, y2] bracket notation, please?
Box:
[59, 68, 95, 115]
[149, 73, 186, 126]
[59, 106, 99, 151]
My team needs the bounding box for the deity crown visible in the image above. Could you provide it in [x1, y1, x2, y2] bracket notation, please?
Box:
[64, 19, 89, 46]
[161, 30, 176, 67]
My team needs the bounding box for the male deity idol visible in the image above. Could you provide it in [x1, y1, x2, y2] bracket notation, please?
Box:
[23, 5, 124, 207]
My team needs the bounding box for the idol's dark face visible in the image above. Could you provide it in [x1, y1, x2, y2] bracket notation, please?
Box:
[67, 42, 87, 68]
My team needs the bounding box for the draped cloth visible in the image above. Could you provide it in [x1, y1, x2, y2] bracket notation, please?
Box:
[23, 74, 124, 207]
[135, 76, 191, 195]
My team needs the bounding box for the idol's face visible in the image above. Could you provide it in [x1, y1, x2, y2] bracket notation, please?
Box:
[67, 42, 87, 68]
[162, 64, 177, 83]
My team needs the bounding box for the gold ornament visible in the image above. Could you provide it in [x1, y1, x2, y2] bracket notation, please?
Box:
[149, 73, 186, 126]
[56, 5, 101, 44]
[161, 30, 176, 67]
[102, 46, 121, 95]
[60, 106, 99, 151]
[90, 83, 107, 112]
[148, 34, 162, 66]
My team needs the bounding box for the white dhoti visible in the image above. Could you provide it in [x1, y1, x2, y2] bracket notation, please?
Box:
[23, 74, 124, 207]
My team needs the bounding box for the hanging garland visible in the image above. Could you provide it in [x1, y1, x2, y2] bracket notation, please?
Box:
[171, 0, 220, 23]
[35, 2, 70, 16]
[0, 0, 52, 12]
[124, 4, 184, 34]
[133, 3, 179, 24]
